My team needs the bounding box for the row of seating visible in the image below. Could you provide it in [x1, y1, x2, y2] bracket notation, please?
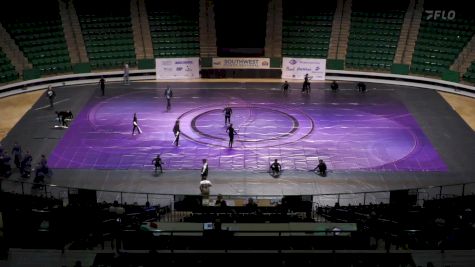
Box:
[411, 8, 475, 76]
[462, 61, 475, 83]
[0, 48, 18, 83]
[2, 15, 72, 75]
[146, 1, 200, 58]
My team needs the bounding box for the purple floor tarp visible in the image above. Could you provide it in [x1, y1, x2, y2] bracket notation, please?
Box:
[49, 88, 447, 171]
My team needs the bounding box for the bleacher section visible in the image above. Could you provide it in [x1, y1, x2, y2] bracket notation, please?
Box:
[346, 0, 408, 70]
[281, 0, 335, 59]
[74, 0, 136, 69]
[0, 47, 18, 83]
[463, 61, 475, 83]
[146, 0, 200, 58]
[411, 3, 475, 76]
[0, 0, 71, 75]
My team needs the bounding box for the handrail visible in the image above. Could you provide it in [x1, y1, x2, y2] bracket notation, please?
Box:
[1, 177, 474, 207]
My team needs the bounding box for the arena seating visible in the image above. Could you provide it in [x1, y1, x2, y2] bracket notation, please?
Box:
[463, 61, 475, 83]
[146, 0, 200, 58]
[74, 0, 136, 69]
[345, 1, 407, 70]
[0, 48, 18, 83]
[0, 0, 71, 75]
[281, 0, 335, 58]
[411, 5, 475, 76]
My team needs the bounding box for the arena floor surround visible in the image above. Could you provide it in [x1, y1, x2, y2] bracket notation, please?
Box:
[2, 81, 475, 198]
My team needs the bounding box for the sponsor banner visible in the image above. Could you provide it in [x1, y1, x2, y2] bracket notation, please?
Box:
[212, 57, 270, 69]
[156, 57, 200, 80]
[281, 58, 326, 80]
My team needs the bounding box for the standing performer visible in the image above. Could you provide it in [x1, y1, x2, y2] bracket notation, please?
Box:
[302, 74, 311, 94]
[164, 86, 173, 111]
[132, 113, 142, 135]
[46, 85, 56, 108]
[99, 76, 106, 96]
[152, 154, 163, 173]
[123, 63, 130, 85]
[226, 123, 238, 148]
[223, 105, 232, 125]
[282, 80, 290, 94]
[172, 120, 180, 146]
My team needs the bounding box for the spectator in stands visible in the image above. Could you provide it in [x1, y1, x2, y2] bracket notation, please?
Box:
[20, 150, 32, 178]
[282, 80, 290, 94]
[314, 159, 327, 176]
[215, 194, 227, 208]
[245, 198, 258, 213]
[331, 80, 339, 91]
[152, 154, 163, 173]
[270, 159, 281, 177]
[0, 151, 12, 178]
[34, 154, 50, 183]
[11, 141, 22, 169]
[123, 64, 130, 85]
[99, 76, 105, 96]
[164, 85, 173, 111]
[357, 82, 366, 93]
[46, 85, 56, 108]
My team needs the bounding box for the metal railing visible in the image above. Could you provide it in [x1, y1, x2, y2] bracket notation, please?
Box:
[1, 177, 475, 211]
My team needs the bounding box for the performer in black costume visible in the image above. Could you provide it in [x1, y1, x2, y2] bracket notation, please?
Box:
[270, 159, 281, 176]
[164, 86, 173, 111]
[132, 113, 142, 135]
[302, 74, 311, 94]
[99, 76, 105, 96]
[172, 120, 180, 146]
[314, 159, 327, 176]
[331, 81, 339, 91]
[223, 105, 232, 125]
[357, 82, 366, 93]
[152, 154, 163, 173]
[226, 124, 238, 148]
[46, 86, 56, 108]
[282, 81, 290, 94]
[56, 110, 73, 127]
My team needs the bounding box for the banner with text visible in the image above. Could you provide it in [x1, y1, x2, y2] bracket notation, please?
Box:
[212, 58, 270, 69]
[281, 58, 326, 80]
[155, 57, 200, 80]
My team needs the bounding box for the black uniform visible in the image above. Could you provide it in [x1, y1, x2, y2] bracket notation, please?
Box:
[99, 78, 105, 96]
[270, 160, 281, 176]
[357, 82, 366, 92]
[226, 125, 237, 148]
[282, 81, 289, 94]
[173, 122, 180, 146]
[331, 81, 339, 91]
[164, 87, 173, 111]
[56, 111, 73, 127]
[152, 155, 163, 173]
[223, 107, 232, 124]
[132, 114, 141, 134]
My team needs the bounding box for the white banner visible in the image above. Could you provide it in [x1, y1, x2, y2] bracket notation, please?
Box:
[155, 57, 200, 80]
[212, 57, 270, 69]
[281, 58, 326, 80]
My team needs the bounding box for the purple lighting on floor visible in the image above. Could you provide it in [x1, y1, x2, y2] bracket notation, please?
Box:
[49, 88, 447, 171]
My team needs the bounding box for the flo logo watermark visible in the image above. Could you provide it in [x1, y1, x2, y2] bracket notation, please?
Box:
[425, 10, 456, 20]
